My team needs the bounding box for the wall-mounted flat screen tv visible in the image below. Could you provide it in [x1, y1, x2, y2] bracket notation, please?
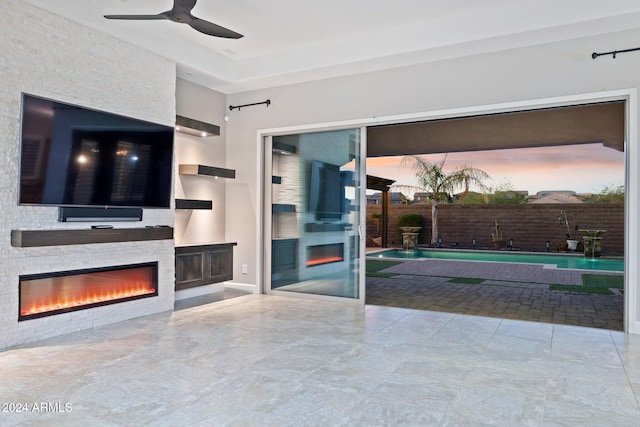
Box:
[19, 94, 174, 208]
[308, 160, 345, 221]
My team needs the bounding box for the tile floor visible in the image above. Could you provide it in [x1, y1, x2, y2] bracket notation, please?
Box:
[1, 294, 639, 426]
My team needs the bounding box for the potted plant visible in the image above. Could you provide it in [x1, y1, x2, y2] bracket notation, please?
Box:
[369, 213, 382, 236]
[398, 214, 423, 250]
[491, 220, 507, 249]
[367, 213, 383, 246]
[559, 210, 579, 251]
[397, 213, 424, 233]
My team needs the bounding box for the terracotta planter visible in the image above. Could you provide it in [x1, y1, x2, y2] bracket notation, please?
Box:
[491, 240, 507, 249]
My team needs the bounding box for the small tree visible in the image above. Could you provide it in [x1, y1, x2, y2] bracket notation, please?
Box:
[400, 155, 490, 244]
[369, 213, 382, 237]
[584, 184, 624, 203]
[483, 179, 526, 204]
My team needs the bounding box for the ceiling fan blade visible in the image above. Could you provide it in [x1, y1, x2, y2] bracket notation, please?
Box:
[189, 18, 243, 39]
[174, 0, 198, 12]
[103, 0, 242, 40]
[104, 14, 167, 21]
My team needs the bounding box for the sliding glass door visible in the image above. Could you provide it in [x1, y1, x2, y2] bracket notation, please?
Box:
[266, 128, 365, 300]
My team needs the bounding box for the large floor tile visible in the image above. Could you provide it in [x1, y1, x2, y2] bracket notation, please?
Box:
[0, 295, 638, 426]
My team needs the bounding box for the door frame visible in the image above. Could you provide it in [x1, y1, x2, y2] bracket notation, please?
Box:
[256, 88, 637, 332]
[259, 126, 368, 304]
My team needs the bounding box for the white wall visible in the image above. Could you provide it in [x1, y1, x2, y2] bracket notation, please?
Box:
[225, 28, 640, 332]
[173, 79, 236, 299]
[0, 0, 176, 349]
[174, 79, 228, 246]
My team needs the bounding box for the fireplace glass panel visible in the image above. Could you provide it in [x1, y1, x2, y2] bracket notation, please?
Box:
[306, 243, 344, 267]
[19, 262, 158, 321]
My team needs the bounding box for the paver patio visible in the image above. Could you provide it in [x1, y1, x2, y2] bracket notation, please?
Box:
[365, 258, 624, 331]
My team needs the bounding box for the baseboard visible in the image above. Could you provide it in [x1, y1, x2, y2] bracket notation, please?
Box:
[224, 282, 257, 293]
[174, 283, 225, 301]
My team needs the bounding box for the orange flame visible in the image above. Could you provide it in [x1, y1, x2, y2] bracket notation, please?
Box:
[21, 282, 155, 316]
[306, 256, 343, 267]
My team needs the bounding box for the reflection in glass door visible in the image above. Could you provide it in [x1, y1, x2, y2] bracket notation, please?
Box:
[268, 128, 363, 299]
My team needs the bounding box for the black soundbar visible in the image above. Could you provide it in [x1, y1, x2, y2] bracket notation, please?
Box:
[58, 207, 143, 222]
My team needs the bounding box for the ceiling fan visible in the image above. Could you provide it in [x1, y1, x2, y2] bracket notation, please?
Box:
[104, 0, 243, 39]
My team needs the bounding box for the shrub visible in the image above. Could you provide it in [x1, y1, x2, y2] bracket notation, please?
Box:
[397, 214, 424, 229]
[368, 213, 383, 237]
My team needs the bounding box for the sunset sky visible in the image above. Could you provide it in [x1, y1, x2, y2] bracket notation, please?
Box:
[366, 143, 624, 198]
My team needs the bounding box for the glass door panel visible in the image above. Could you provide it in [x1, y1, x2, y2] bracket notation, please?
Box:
[269, 128, 363, 299]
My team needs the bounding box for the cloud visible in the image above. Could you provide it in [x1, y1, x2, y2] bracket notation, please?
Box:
[366, 143, 624, 195]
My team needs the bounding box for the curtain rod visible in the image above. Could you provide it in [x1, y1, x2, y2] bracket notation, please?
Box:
[229, 99, 271, 111]
[592, 46, 640, 59]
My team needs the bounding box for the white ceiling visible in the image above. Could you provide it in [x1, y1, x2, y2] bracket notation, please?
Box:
[21, 0, 640, 93]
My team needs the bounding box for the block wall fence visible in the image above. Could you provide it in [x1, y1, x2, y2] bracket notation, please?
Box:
[366, 203, 624, 256]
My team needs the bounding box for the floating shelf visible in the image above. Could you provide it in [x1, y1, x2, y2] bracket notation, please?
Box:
[272, 141, 297, 155]
[175, 199, 213, 210]
[179, 164, 235, 179]
[304, 223, 351, 232]
[11, 227, 173, 248]
[272, 204, 296, 213]
[175, 115, 220, 137]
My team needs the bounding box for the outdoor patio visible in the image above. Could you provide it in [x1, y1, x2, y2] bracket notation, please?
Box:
[366, 258, 624, 331]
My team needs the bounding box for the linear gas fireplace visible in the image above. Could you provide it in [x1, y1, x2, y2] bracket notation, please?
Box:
[19, 262, 158, 321]
[306, 243, 344, 267]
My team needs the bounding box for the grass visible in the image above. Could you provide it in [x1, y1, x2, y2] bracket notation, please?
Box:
[365, 259, 623, 295]
[583, 274, 624, 287]
[549, 274, 624, 294]
[448, 277, 485, 285]
[365, 260, 488, 285]
[365, 260, 403, 278]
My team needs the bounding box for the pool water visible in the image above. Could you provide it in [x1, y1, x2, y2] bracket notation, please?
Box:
[371, 249, 624, 272]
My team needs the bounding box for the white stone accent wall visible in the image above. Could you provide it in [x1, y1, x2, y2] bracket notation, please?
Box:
[272, 151, 302, 239]
[0, 0, 177, 349]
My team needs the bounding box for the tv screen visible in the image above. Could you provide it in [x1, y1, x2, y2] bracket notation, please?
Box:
[19, 94, 174, 208]
[308, 160, 345, 221]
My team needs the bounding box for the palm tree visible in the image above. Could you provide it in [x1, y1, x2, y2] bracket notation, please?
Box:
[401, 154, 490, 244]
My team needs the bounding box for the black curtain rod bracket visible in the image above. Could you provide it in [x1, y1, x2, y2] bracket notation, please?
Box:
[592, 46, 640, 59]
[229, 99, 271, 111]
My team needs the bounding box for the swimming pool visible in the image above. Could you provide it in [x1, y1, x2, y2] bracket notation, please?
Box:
[370, 249, 624, 272]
